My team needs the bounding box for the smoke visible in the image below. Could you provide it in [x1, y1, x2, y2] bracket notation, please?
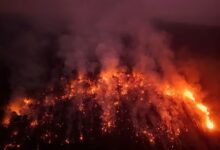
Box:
[0, 0, 204, 127]
[0, 0, 177, 90]
[0, 1, 219, 149]
[0, 0, 218, 88]
[0, 0, 213, 122]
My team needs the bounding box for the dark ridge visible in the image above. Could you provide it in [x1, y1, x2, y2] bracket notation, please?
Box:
[155, 21, 220, 59]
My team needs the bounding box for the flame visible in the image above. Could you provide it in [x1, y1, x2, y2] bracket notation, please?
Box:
[196, 103, 215, 130]
[206, 117, 214, 130]
[1, 69, 217, 146]
[183, 90, 215, 130]
[23, 98, 32, 105]
[30, 120, 38, 127]
[183, 89, 195, 101]
[2, 97, 33, 126]
[196, 103, 209, 115]
[165, 86, 215, 130]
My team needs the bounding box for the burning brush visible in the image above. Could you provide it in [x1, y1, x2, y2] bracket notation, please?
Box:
[0, 68, 216, 149]
[0, 16, 218, 149]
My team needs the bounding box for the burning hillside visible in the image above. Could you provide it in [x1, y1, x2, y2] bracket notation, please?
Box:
[0, 67, 217, 149]
[0, 0, 220, 150]
[0, 19, 219, 149]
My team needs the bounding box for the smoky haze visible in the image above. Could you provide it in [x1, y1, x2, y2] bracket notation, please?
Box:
[0, 0, 218, 104]
[0, 0, 219, 26]
[0, 0, 219, 107]
[0, 0, 189, 90]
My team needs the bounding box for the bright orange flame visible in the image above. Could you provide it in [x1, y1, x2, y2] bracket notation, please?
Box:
[195, 103, 214, 130]
[183, 90, 215, 130]
[183, 89, 195, 101]
[196, 103, 209, 115]
[206, 117, 214, 130]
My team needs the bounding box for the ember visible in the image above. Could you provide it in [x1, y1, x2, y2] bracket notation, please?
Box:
[1, 69, 217, 149]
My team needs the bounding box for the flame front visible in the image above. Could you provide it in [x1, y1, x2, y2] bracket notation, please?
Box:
[165, 88, 215, 130]
[183, 90, 195, 101]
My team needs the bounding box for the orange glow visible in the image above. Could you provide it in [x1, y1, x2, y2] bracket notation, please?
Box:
[206, 117, 214, 130]
[165, 87, 216, 130]
[196, 103, 209, 115]
[183, 89, 195, 101]
[165, 90, 172, 96]
[2, 115, 10, 126]
[23, 98, 32, 105]
[2, 69, 217, 144]
[30, 120, 38, 127]
[164, 86, 175, 96]
[182, 90, 215, 130]
[9, 102, 22, 115]
[196, 103, 215, 130]
[2, 97, 34, 126]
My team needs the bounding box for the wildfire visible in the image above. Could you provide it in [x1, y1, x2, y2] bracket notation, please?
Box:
[184, 91, 215, 130]
[183, 89, 195, 101]
[2, 97, 33, 126]
[164, 86, 215, 130]
[206, 117, 214, 130]
[1, 69, 217, 147]
[196, 103, 214, 130]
